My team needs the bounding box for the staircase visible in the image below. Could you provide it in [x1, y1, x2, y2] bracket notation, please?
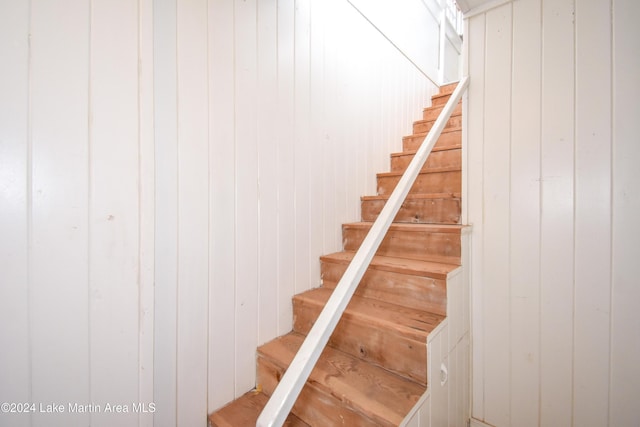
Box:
[209, 82, 464, 427]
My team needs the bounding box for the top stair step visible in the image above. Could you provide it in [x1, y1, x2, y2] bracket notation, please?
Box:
[439, 81, 459, 95]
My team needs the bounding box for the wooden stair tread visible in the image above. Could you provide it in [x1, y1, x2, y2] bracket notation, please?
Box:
[390, 145, 462, 157]
[344, 221, 464, 233]
[414, 104, 462, 118]
[296, 287, 444, 341]
[403, 127, 460, 141]
[209, 391, 309, 427]
[361, 192, 461, 201]
[413, 113, 461, 127]
[258, 332, 424, 426]
[320, 251, 459, 279]
[377, 165, 460, 178]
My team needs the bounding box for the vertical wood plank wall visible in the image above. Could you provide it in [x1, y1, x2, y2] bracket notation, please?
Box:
[465, 0, 640, 425]
[0, 0, 440, 426]
[0, 0, 156, 426]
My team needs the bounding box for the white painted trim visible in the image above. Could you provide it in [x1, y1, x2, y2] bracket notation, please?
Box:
[445, 19, 463, 54]
[463, 0, 514, 19]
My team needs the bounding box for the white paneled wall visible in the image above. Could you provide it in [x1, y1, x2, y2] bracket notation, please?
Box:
[190, 0, 438, 413]
[0, 0, 444, 426]
[0, 1, 155, 427]
[465, 0, 640, 425]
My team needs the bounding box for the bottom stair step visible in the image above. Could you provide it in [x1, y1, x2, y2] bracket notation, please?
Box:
[208, 390, 309, 427]
[257, 332, 425, 427]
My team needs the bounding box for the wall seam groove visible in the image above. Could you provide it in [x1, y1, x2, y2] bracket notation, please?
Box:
[173, 0, 180, 422]
[537, 0, 543, 423]
[205, 0, 212, 412]
[26, 1, 34, 423]
[87, 1, 94, 424]
[136, 0, 143, 417]
[606, 0, 615, 424]
[480, 12, 487, 420]
[507, 3, 514, 425]
[570, 0, 577, 423]
[231, 0, 238, 397]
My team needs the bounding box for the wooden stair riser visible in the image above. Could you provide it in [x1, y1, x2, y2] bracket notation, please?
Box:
[377, 170, 461, 196]
[342, 224, 461, 264]
[391, 148, 461, 173]
[293, 293, 430, 384]
[423, 102, 462, 121]
[438, 82, 458, 95]
[431, 92, 451, 106]
[321, 260, 447, 316]
[403, 129, 461, 152]
[257, 333, 422, 427]
[361, 196, 461, 224]
[413, 114, 461, 135]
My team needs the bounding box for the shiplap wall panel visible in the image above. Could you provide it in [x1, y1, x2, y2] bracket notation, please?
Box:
[29, 1, 91, 424]
[153, 0, 179, 424]
[234, 0, 260, 396]
[467, 0, 640, 425]
[257, 0, 279, 344]
[176, 0, 210, 424]
[0, 2, 30, 426]
[294, 0, 312, 294]
[276, 0, 297, 335]
[138, 1, 156, 424]
[308, 0, 325, 292]
[573, 1, 612, 425]
[610, 1, 640, 426]
[539, 2, 575, 425]
[508, 0, 541, 425]
[481, 5, 512, 426]
[207, 0, 236, 411]
[321, 9, 338, 254]
[89, 0, 140, 425]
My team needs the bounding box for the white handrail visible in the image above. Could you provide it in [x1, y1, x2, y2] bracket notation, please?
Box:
[256, 76, 470, 427]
